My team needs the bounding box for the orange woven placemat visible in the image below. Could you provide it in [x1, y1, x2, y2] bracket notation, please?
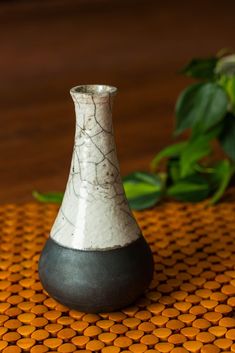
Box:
[0, 194, 235, 353]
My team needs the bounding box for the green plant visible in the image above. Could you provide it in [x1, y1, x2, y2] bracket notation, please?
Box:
[34, 50, 235, 210]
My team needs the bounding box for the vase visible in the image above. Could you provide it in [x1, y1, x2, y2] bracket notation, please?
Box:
[39, 84, 154, 313]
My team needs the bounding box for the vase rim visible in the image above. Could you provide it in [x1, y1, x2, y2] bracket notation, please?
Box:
[70, 84, 117, 97]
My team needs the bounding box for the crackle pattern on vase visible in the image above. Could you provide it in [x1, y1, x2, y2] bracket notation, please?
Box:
[51, 85, 140, 250]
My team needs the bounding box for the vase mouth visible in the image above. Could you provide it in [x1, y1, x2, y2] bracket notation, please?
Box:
[70, 84, 117, 97]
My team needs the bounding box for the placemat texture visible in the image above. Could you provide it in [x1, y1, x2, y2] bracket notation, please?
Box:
[0, 193, 235, 353]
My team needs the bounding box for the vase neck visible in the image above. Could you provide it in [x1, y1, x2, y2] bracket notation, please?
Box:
[71, 89, 121, 188]
[72, 91, 114, 141]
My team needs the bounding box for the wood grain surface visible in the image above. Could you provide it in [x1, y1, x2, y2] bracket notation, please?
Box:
[1, 0, 235, 202]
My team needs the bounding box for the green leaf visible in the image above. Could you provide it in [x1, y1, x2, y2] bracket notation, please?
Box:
[124, 181, 160, 199]
[180, 136, 212, 178]
[167, 174, 210, 202]
[167, 157, 181, 183]
[180, 57, 217, 79]
[123, 172, 163, 210]
[219, 113, 235, 162]
[125, 192, 162, 211]
[179, 125, 222, 178]
[175, 82, 203, 135]
[123, 171, 161, 185]
[33, 191, 63, 203]
[151, 141, 187, 171]
[216, 54, 235, 76]
[209, 160, 235, 204]
[175, 82, 228, 135]
[219, 75, 235, 109]
[191, 121, 223, 141]
[225, 76, 235, 107]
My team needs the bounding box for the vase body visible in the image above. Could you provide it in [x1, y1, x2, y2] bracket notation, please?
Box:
[39, 85, 154, 312]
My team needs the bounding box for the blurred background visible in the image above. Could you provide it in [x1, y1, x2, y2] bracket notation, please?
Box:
[1, 0, 234, 203]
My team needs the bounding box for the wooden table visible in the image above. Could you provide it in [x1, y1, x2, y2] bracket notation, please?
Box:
[0, 192, 235, 352]
[1, 0, 235, 203]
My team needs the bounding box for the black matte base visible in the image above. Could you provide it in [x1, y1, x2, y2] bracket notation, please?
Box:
[39, 236, 154, 313]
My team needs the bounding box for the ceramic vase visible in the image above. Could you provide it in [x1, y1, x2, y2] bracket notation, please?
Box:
[39, 84, 154, 313]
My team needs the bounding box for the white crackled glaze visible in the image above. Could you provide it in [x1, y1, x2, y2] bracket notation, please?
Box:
[50, 85, 141, 250]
